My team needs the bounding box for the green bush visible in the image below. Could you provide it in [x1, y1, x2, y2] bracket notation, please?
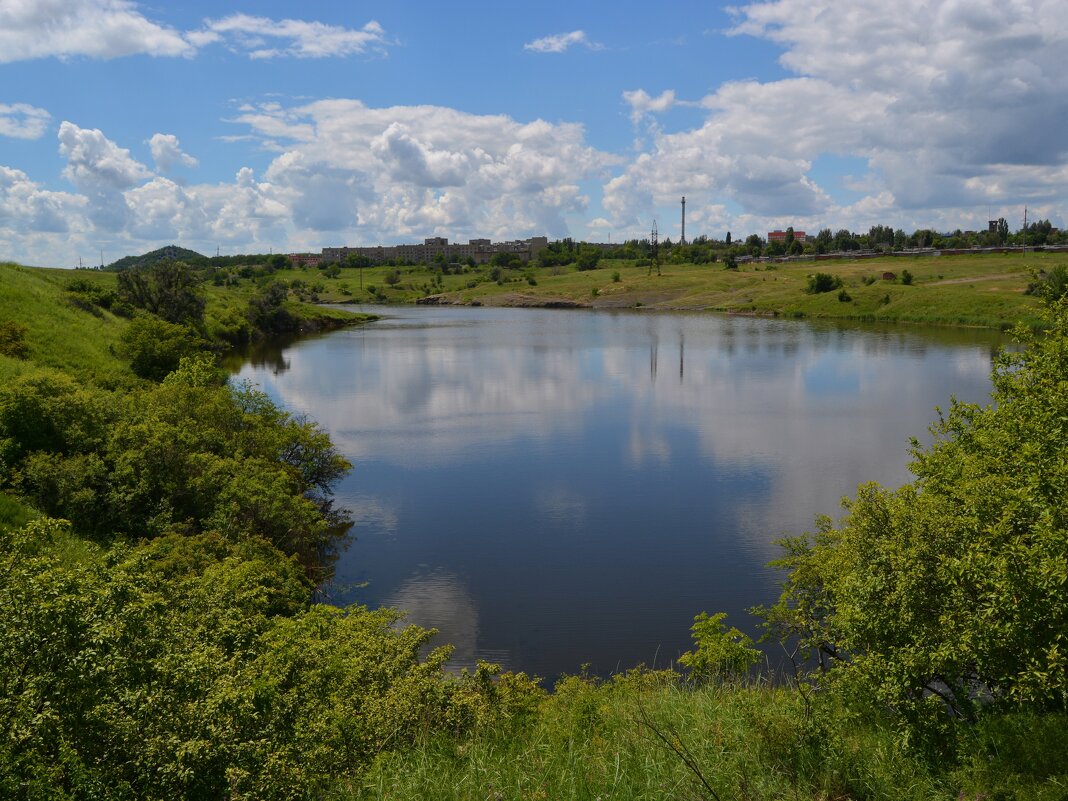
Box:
[805, 272, 843, 294]
[0, 320, 29, 359]
[0, 520, 459, 801]
[678, 612, 760, 683]
[118, 316, 205, 381]
[762, 299, 1068, 750]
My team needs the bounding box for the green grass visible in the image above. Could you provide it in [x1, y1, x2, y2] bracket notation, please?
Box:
[285, 251, 1058, 330]
[341, 672, 1068, 801]
[0, 263, 130, 385]
[0, 263, 373, 387]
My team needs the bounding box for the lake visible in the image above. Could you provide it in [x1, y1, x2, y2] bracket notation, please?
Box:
[232, 306, 1006, 679]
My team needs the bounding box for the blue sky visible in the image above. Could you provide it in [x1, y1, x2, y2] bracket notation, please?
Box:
[2, 0, 1066, 266]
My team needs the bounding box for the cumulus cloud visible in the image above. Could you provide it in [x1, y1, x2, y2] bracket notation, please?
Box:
[0, 0, 193, 62]
[0, 103, 52, 139]
[58, 121, 151, 191]
[193, 15, 388, 59]
[56, 121, 153, 231]
[0, 166, 87, 234]
[523, 30, 601, 53]
[236, 98, 616, 240]
[622, 89, 676, 123]
[147, 133, 198, 172]
[0, 100, 617, 265]
[604, 0, 1068, 233]
[0, 1, 390, 63]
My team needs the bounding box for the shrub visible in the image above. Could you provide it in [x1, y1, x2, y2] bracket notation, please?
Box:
[838, 289, 852, 302]
[805, 272, 843, 294]
[0, 320, 29, 359]
[611, 270, 621, 282]
[901, 269, 914, 285]
[762, 300, 1068, 749]
[678, 612, 760, 683]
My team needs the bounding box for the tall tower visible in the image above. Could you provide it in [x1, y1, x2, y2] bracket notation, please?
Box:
[680, 196, 686, 244]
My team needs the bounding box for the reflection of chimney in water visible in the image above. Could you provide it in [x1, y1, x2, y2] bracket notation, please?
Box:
[650, 341, 658, 380]
[679, 334, 685, 383]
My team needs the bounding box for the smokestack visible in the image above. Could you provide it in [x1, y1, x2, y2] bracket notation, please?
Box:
[681, 196, 686, 244]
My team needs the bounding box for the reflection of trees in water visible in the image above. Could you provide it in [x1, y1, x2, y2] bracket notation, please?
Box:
[222, 336, 299, 375]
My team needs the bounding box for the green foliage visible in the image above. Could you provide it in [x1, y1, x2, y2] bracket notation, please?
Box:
[576, 248, 602, 271]
[118, 315, 205, 381]
[0, 320, 29, 359]
[0, 519, 463, 800]
[805, 272, 843, 294]
[1025, 265, 1068, 301]
[837, 288, 852, 302]
[1, 356, 351, 565]
[116, 260, 206, 325]
[0, 372, 113, 469]
[762, 299, 1068, 748]
[723, 253, 738, 269]
[247, 281, 298, 335]
[900, 269, 914, 285]
[611, 270, 621, 282]
[678, 612, 760, 683]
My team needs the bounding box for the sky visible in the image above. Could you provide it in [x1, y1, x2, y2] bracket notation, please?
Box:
[1, 0, 1067, 267]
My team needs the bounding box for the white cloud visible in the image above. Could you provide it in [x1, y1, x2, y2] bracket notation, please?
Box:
[58, 121, 151, 191]
[196, 14, 388, 59]
[0, 1, 390, 63]
[523, 30, 601, 53]
[237, 98, 616, 240]
[602, 0, 1068, 234]
[622, 89, 677, 123]
[0, 0, 193, 62]
[0, 165, 87, 234]
[147, 133, 198, 172]
[0, 103, 51, 139]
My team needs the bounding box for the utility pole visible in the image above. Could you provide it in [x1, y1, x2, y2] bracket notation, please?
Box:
[648, 220, 661, 276]
[680, 196, 686, 244]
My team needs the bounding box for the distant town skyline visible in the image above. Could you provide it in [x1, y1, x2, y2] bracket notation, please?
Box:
[2, 0, 1067, 268]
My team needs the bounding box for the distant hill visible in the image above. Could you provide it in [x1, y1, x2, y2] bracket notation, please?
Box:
[106, 245, 207, 271]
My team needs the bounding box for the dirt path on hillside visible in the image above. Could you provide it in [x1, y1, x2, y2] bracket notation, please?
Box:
[928, 272, 1018, 286]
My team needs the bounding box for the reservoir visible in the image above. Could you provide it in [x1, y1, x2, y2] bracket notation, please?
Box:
[233, 306, 1005, 679]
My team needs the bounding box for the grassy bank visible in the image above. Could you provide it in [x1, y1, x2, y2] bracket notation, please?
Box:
[344, 671, 1068, 801]
[267, 250, 1059, 330]
[0, 262, 373, 384]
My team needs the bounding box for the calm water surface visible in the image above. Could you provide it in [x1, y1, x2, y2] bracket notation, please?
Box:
[233, 307, 1005, 679]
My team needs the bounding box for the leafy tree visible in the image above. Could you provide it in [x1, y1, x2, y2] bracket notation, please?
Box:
[248, 281, 297, 334]
[116, 260, 206, 325]
[118, 316, 205, 381]
[762, 299, 1068, 746]
[576, 247, 601, 271]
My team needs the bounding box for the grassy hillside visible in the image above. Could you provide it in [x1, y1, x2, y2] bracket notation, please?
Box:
[0, 264, 129, 385]
[0, 263, 370, 383]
